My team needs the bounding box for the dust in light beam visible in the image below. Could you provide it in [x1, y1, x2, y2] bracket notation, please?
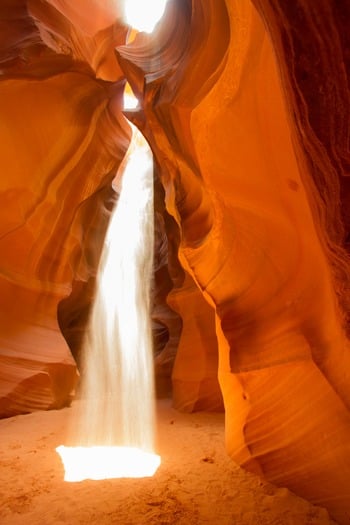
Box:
[56, 124, 160, 481]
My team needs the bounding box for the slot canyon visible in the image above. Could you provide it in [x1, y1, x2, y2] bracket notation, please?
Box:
[0, 0, 350, 524]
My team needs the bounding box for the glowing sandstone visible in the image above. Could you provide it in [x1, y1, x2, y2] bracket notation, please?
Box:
[1, 0, 350, 523]
[118, 0, 350, 522]
[0, 0, 131, 415]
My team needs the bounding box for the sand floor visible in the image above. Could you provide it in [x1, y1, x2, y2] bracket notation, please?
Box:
[0, 399, 338, 524]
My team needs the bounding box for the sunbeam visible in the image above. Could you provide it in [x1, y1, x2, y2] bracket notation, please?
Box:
[57, 125, 160, 481]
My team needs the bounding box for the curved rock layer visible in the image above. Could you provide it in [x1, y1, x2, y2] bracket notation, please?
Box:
[1, 1, 350, 523]
[117, 0, 350, 522]
[0, 0, 131, 415]
[251, 0, 350, 325]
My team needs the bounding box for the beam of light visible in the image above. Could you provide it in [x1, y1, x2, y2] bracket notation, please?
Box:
[123, 82, 139, 109]
[56, 446, 161, 482]
[56, 125, 160, 480]
[124, 0, 169, 33]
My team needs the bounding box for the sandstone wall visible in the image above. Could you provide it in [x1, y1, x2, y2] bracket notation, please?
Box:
[0, 0, 131, 415]
[1, 1, 350, 522]
[118, 1, 350, 522]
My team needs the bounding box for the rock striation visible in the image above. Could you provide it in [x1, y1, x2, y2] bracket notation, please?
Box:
[0, 0, 131, 415]
[117, 1, 350, 522]
[1, 0, 350, 522]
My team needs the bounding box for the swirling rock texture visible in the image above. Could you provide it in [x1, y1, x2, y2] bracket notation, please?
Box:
[117, 0, 350, 522]
[153, 180, 223, 409]
[0, 0, 131, 415]
[1, 0, 350, 523]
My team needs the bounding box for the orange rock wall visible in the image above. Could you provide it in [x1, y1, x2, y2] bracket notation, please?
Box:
[252, 0, 350, 320]
[0, 0, 131, 415]
[118, 0, 350, 522]
[1, 1, 350, 523]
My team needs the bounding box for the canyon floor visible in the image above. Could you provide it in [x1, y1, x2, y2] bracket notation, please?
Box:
[0, 398, 338, 525]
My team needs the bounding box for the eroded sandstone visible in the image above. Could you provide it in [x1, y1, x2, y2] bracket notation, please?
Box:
[1, 1, 350, 523]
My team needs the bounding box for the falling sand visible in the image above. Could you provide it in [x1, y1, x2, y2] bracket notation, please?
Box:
[57, 125, 160, 480]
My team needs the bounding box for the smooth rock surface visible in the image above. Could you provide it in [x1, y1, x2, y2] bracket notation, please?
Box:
[1, 1, 350, 523]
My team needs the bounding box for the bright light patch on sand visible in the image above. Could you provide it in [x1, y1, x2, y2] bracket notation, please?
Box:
[57, 125, 159, 480]
[124, 0, 168, 33]
[56, 446, 161, 482]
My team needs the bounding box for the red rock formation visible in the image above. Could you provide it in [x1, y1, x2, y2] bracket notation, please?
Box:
[152, 205, 182, 398]
[117, 0, 350, 522]
[1, 0, 350, 523]
[153, 183, 222, 409]
[251, 0, 350, 323]
[0, 0, 131, 415]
